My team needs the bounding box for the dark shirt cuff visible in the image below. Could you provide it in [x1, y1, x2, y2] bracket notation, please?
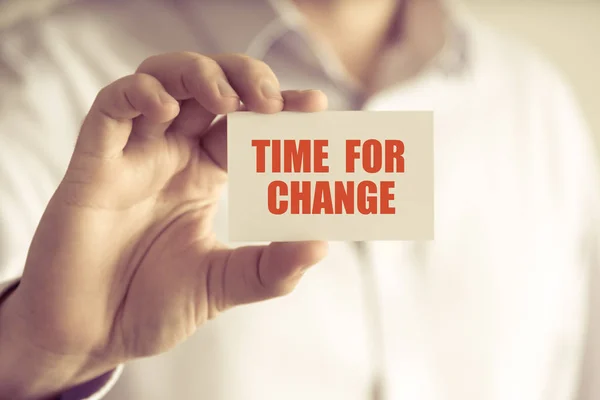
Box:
[60, 370, 116, 400]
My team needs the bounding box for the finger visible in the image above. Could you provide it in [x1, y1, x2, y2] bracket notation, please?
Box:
[200, 117, 228, 170]
[205, 241, 329, 313]
[200, 90, 329, 171]
[211, 54, 284, 114]
[131, 112, 178, 141]
[136, 52, 240, 116]
[166, 99, 219, 139]
[78, 73, 179, 158]
[166, 93, 243, 139]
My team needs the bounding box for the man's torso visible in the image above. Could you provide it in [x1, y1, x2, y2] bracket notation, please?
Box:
[0, 1, 594, 399]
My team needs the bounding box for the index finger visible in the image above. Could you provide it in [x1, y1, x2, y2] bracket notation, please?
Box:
[136, 52, 240, 115]
[201, 89, 329, 171]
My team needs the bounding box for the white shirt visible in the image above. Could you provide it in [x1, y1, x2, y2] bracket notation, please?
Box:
[0, 1, 599, 399]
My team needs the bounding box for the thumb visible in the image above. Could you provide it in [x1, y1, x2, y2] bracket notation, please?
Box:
[206, 241, 328, 312]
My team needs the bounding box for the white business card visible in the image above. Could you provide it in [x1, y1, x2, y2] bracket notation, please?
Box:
[227, 111, 434, 241]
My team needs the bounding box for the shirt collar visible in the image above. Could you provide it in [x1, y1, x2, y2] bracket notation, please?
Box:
[186, 0, 472, 76]
[179, 0, 283, 55]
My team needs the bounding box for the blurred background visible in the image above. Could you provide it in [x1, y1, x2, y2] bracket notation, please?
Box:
[1, 1, 598, 150]
[464, 0, 600, 149]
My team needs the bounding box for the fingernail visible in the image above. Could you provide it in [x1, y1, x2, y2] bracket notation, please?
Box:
[217, 79, 238, 98]
[260, 80, 283, 101]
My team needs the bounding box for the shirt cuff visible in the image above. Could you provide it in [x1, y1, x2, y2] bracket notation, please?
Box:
[0, 279, 124, 400]
[0, 277, 20, 299]
[60, 365, 124, 400]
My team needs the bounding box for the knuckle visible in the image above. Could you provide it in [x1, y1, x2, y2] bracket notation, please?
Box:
[180, 50, 201, 59]
[229, 52, 252, 64]
[238, 55, 270, 75]
[94, 74, 157, 115]
[95, 84, 123, 112]
[95, 84, 112, 103]
[246, 63, 277, 84]
[182, 57, 223, 91]
[185, 55, 221, 77]
[136, 54, 164, 72]
[127, 73, 156, 91]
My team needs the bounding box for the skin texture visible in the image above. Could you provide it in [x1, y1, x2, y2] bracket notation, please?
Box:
[0, 52, 329, 399]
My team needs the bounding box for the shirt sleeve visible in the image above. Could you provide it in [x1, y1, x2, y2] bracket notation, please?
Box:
[541, 64, 600, 400]
[578, 173, 600, 398]
[574, 78, 600, 396]
[0, 20, 124, 400]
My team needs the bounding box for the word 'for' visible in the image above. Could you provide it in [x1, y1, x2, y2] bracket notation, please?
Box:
[251, 139, 405, 174]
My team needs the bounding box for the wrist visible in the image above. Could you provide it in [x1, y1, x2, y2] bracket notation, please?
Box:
[0, 288, 114, 400]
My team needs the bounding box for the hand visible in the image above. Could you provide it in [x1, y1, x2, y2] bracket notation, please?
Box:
[0, 52, 328, 399]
